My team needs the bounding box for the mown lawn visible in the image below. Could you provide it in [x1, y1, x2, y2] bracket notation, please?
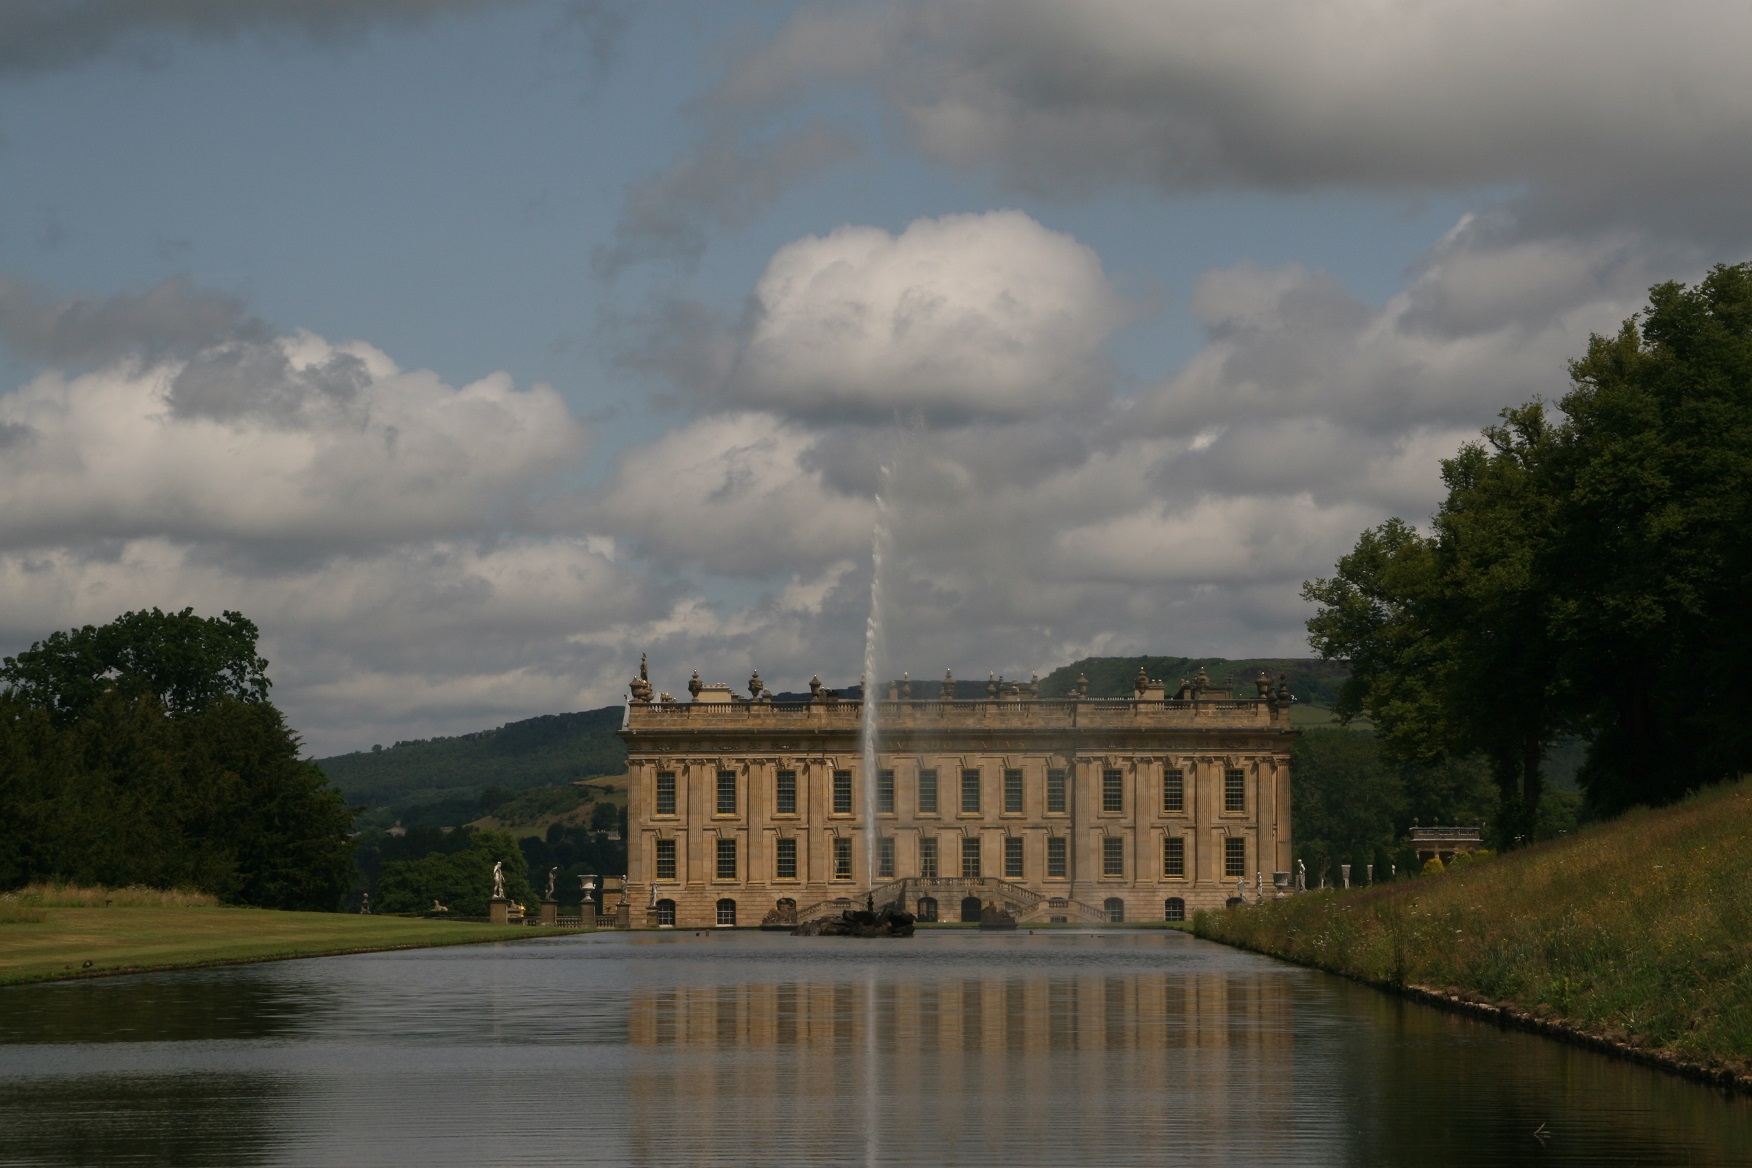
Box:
[1196, 776, 1752, 1078]
[0, 903, 556, 985]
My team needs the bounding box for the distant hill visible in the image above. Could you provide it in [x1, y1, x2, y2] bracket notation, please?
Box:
[1038, 656, 1348, 704]
[315, 707, 628, 814]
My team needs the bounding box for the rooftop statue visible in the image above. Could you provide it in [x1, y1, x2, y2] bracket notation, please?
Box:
[629, 653, 654, 704]
[941, 669, 955, 700]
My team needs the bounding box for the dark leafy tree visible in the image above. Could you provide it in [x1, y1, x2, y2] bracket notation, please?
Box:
[0, 611, 354, 906]
[1305, 264, 1752, 829]
[2, 608, 270, 724]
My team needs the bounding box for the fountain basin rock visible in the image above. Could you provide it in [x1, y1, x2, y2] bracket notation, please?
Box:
[794, 901, 915, 938]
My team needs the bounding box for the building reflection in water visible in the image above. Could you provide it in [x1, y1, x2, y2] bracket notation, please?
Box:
[627, 967, 1298, 1165]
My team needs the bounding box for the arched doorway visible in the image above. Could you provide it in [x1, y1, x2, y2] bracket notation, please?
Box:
[1104, 897, 1125, 923]
[960, 895, 983, 923]
[916, 896, 938, 922]
[1163, 897, 1186, 922]
[655, 898, 676, 927]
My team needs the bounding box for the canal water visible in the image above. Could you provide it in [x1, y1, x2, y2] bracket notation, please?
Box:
[1, 930, 1746, 1166]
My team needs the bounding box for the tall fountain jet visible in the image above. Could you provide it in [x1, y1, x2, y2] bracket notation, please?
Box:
[859, 468, 892, 889]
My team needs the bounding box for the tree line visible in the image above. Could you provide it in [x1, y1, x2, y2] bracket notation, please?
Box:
[1306, 264, 1752, 840]
[0, 609, 356, 909]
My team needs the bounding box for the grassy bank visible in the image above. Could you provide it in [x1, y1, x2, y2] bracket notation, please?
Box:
[0, 885, 564, 985]
[1195, 777, 1752, 1085]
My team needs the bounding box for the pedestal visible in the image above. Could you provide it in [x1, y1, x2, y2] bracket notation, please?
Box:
[580, 903, 597, 929]
[489, 896, 510, 925]
[539, 898, 558, 926]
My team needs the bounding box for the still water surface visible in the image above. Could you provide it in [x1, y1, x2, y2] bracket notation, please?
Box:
[1, 930, 1747, 1166]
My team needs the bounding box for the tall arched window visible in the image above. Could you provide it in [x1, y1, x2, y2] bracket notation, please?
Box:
[655, 898, 676, 927]
[1164, 897, 1186, 922]
[1104, 897, 1125, 923]
[715, 898, 737, 927]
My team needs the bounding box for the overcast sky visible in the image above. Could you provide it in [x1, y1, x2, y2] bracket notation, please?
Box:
[2, 1, 1747, 754]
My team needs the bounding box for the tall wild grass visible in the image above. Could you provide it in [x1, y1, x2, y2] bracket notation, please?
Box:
[2, 883, 218, 912]
[1197, 777, 1752, 1074]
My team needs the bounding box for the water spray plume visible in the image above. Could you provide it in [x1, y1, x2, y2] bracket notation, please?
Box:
[860, 466, 892, 890]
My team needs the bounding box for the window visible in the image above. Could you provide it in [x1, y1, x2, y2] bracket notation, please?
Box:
[916, 896, 939, 922]
[960, 836, 981, 878]
[877, 769, 895, 814]
[918, 769, 938, 814]
[961, 769, 981, 814]
[776, 837, 798, 880]
[1103, 836, 1124, 878]
[1003, 769, 1023, 814]
[655, 838, 676, 881]
[1046, 836, 1067, 878]
[775, 769, 797, 815]
[1104, 897, 1125, 923]
[716, 898, 736, 927]
[1046, 768, 1067, 813]
[1225, 768, 1246, 813]
[1164, 897, 1186, 922]
[1162, 767, 1184, 813]
[655, 771, 676, 816]
[1102, 768, 1124, 813]
[1224, 836, 1246, 878]
[656, 898, 676, 926]
[919, 837, 938, 879]
[833, 770, 853, 815]
[1163, 836, 1186, 878]
[716, 837, 737, 880]
[878, 836, 895, 879]
[717, 770, 737, 815]
[833, 836, 853, 880]
[1004, 835, 1024, 878]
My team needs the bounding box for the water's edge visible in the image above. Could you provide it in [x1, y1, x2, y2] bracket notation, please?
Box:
[1203, 932, 1752, 1095]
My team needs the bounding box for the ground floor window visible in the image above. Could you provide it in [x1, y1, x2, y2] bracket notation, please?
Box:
[961, 836, 981, 878]
[655, 838, 676, 881]
[1104, 897, 1125, 923]
[833, 836, 853, 880]
[716, 837, 737, 880]
[1163, 836, 1185, 878]
[1046, 836, 1066, 878]
[916, 896, 939, 922]
[1004, 836, 1024, 878]
[776, 837, 797, 880]
[656, 898, 676, 927]
[1224, 836, 1247, 878]
[716, 898, 736, 926]
[1102, 836, 1124, 877]
[1164, 897, 1186, 922]
[919, 837, 938, 878]
[878, 835, 895, 879]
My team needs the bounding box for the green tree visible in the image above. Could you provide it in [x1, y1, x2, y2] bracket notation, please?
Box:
[1, 612, 354, 907]
[1291, 729, 1405, 884]
[1305, 264, 1752, 829]
[2, 608, 270, 724]
[376, 828, 533, 916]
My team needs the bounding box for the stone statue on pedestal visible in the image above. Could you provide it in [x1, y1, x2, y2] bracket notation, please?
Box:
[491, 860, 506, 900]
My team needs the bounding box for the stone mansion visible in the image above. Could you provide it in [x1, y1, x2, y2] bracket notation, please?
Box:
[621, 660, 1295, 929]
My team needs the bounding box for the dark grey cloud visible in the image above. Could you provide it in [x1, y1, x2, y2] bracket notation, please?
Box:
[166, 341, 368, 426]
[593, 122, 862, 278]
[0, 0, 536, 75]
[0, 273, 265, 366]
